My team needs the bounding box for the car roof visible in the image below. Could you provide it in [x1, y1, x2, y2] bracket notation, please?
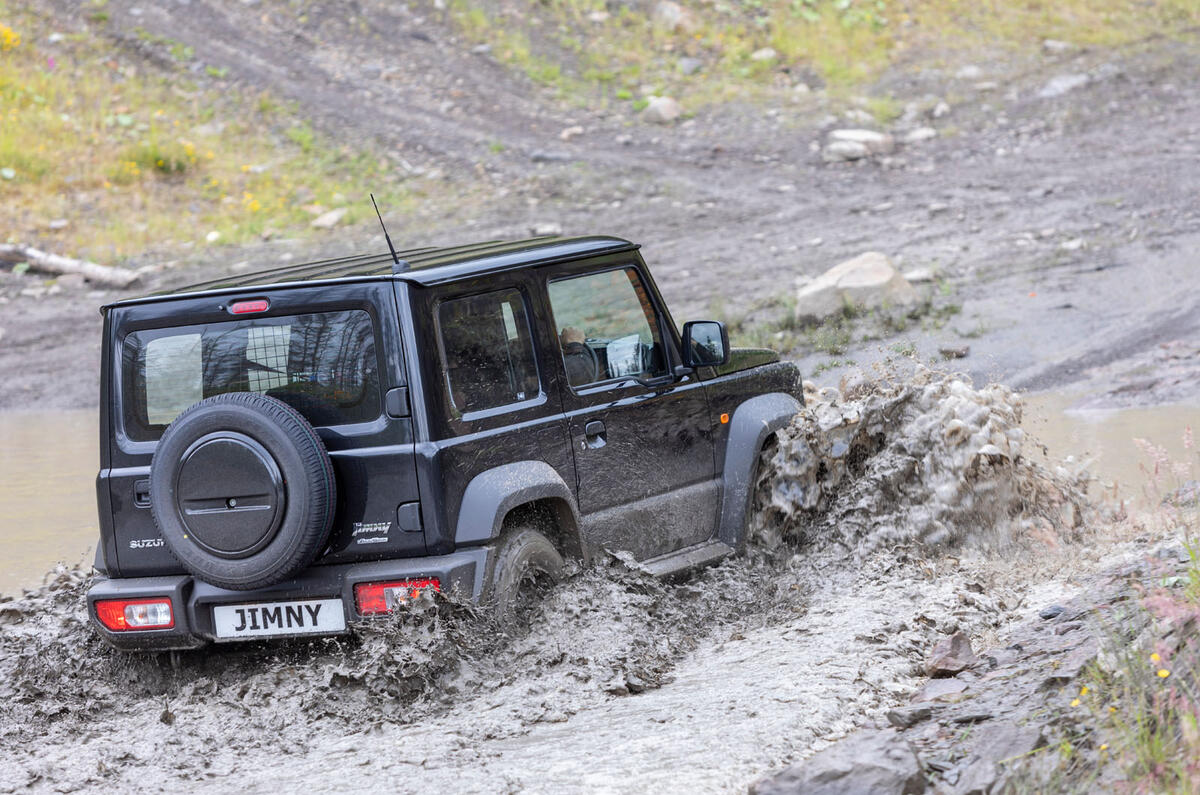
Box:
[106, 235, 638, 308]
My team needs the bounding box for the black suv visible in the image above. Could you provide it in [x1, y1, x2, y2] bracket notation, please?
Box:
[88, 236, 802, 650]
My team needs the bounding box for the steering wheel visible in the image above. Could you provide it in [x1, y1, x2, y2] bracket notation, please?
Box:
[563, 341, 600, 385]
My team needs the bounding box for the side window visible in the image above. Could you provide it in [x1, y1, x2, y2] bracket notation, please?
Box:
[437, 288, 540, 416]
[548, 267, 668, 388]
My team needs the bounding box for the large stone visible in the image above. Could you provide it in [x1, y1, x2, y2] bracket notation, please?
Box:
[829, 128, 895, 155]
[927, 631, 978, 677]
[1038, 73, 1088, 99]
[794, 252, 920, 323]
[651, 1, 697, 33]
[642, 96, 682, 124]
[751, 730, 926, 795]
[310, 207, 348, 229]
[822, 140, 870, 162]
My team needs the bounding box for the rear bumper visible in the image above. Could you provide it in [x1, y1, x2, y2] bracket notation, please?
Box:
[87, 548, 490, 651]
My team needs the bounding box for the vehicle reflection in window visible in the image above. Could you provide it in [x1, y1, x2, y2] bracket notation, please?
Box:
[548, 267, 668, 387]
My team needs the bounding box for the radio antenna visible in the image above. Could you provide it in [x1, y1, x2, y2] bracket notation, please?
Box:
[370, 193, 407, 271]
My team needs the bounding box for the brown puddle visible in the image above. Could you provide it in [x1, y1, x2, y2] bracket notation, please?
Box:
[0, 410, 98, 596]
[0, 395, 1195, 597]
[1023, 392, 1199, 506]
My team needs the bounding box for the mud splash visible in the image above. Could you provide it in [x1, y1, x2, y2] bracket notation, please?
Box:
[0, 369, 1111, 792]
[754, 368, 1091, 555]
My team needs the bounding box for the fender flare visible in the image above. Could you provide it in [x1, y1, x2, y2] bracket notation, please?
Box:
[717, 392, 802, 547]
[454, 460, 585, 561]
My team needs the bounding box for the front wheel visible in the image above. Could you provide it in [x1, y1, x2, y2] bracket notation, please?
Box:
[486, 527, 565, 625]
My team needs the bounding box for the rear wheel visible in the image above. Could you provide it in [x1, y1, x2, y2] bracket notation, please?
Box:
[486, 526, 565, 625]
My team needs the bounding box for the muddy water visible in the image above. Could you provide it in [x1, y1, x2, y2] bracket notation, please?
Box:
[0, 410, 98, 596]
[1023, 393, 1199, 505]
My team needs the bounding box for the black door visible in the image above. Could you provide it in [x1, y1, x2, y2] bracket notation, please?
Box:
[544, 263, 718, 560]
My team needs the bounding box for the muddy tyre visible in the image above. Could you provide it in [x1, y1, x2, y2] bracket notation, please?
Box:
[148, 392, 336, 591]
[487, 526, 564, 623]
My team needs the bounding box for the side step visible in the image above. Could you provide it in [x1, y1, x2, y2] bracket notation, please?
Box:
[639, 539, 735, 579]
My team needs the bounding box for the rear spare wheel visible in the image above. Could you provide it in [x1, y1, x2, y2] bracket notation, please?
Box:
[148, 392, 336, 590]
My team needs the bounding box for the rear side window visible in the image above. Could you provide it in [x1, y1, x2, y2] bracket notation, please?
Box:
[122, 310, 381, 441]
[437, 288, 539, 417]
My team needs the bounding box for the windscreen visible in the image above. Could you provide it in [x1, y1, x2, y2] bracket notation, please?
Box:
[121, 309, 381, 441]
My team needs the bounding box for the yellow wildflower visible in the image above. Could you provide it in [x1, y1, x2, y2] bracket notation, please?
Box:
[1070, 698, 1081, 707]
[1157, 669, 1170, 679]
[1099, 744, 1108, 751]
[0, 25, 20, 52]
[1079, 686, 1089, 696]
[1151, 653, 1161, 663]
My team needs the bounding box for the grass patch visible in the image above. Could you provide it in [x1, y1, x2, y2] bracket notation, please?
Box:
[0, 4, 423, 264]
[442, 0, 1200, 112]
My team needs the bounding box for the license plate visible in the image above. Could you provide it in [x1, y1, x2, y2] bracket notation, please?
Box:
[212, 598, 346, 640]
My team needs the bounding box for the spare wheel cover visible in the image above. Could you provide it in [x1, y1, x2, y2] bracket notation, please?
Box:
[149, 392, 336, 590]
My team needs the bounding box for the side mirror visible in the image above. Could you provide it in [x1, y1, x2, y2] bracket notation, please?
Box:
[681, 320, 730, 368]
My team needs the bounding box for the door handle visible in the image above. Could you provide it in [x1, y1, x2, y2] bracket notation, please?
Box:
[583, 420, 607, 449]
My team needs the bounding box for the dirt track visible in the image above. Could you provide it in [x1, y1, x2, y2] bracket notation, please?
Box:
[3, 0, 1199, 411]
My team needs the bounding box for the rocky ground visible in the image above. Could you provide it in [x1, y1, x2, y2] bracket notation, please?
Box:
[2, 1, 1199, 411]
[752, 545, 1194, 795]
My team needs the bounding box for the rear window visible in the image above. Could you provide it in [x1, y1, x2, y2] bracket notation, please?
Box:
[121, 310, 381, 441]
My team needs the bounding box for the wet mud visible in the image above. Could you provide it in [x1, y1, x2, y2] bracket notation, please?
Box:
[0, 370, 1151, 793]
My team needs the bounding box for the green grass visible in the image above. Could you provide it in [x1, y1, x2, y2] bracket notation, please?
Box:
[0, 4, 422, 264]
[442, 0, 1200, 112]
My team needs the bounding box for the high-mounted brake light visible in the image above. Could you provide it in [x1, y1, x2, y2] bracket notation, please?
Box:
[354, 578, 441, 615]
[95, 598, 175, 631]
[228, 299, 270, 315]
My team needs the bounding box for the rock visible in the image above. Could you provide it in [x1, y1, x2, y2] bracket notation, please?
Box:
[559, 125, 584, 141]
[750, 47, 778, 62]
[587, 9, 609, 22]
[902, 267, 934, 283]
[915, 678, 969, 704]
[677, 56, 703, 76]
[904, 127, 937, 144]
[751, 730, 926, 795]
[1038, 605, 1065, 620]
[927, 631, 978, 677]
[886, 704, 934, 729]
[205, 230, 220, 243]
[822, 140, 871, 162]
[642, 96, 682, 124]
[47, 218, 69, 231]
[310, 207, 348, 229]
[651, 1, 696, 33]
[794, 252, 919, 323]
[828, 128, 895, 155]
[931, 101, 951, 118]
[843, 108, 874, 124]
[1061, 238, 1084, 251]
[531, 222, 563, 236]
[471, 43, 492, 55]
[1043, 39, 1075, 54]
[956, 65, 983, 80]
[1039, 73, 1089, 98]
[939, 345, 970, 360]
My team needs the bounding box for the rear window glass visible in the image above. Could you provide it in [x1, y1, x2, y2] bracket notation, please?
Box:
[122, 310, 381, 441]
[437, 288, 539, 417]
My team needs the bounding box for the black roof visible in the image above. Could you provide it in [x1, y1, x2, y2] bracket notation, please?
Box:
[110, 236, 638, 307]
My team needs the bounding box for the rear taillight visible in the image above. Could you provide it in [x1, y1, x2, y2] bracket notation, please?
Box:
[95, 598, 175, 631]
[354, 578, 440, 615]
